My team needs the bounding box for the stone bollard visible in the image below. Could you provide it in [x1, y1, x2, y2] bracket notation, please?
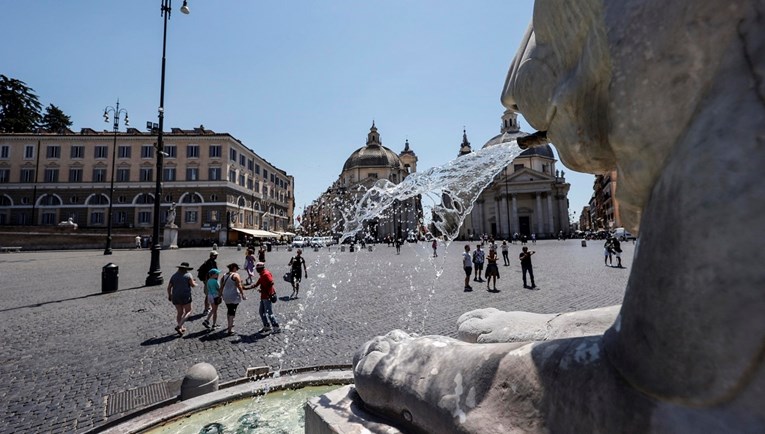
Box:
[180, 362, 219, 400]
[237, 243, 242, 251]
[212, 243, 218, 250]
[341, 245, 346, 252]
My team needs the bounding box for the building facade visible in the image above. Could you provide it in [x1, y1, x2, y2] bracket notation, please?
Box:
[588, 170, 621, 231]
[303, 123, 420, 241]
[460, 110, 571, 240]
[0, 126, 293, 244]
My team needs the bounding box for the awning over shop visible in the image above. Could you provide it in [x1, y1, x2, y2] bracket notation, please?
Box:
[232, 228, 280, 238]
[276, 231, 296, 236]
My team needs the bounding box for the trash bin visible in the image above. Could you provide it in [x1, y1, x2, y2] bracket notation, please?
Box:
[102, 263, 119, 293]
[141, 236, 150, 249]
[266, 243, 272, 252]
[350, 244, 355, 252]
[581, 240, 587, 247]
[341, 245, 346, 252]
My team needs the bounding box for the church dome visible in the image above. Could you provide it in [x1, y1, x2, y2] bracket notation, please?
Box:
[342, 122, 403, 171]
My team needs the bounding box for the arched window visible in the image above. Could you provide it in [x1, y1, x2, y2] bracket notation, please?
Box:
[181, 192, 203, 204]
[136, 193, 154, 204]
[87, 194, 109, 205]
[0, 195, 12, 206]
[40, 194, 62, 206]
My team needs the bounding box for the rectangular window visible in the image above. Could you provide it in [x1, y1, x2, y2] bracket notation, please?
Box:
[70, 145, 84, 159]
[230, 148, 237, 161]
[0, 145, 9, 159]
[262, 185, 268, 195]
[141, 145, 154, 159]
[117, 168, 130, 182]
[46, 145, 61, 159]
[90, 212, 104, 225]
[24, 145, 34, 159]
[118, 145, 131, 158]
[185, 210, 198, 223]
[93, 168, 107, 182]
[239, 174, 245, 186]
[116, 211, 127, 224]
[138, 211, 152, 224]
[270, 173, 275, 183]
[140, 168, 153, 182]
[514, 164, 524, 172]
[0, 168, 9, 183]
[209, 145, 222, 158]
[165, 145, 177, 158]
[239, 155, 246, 166]
[68, 168, 82, 182]
[186, 167, 199, 181]
[208, 167, 221, 181]
[228, 170, 236, 183]
[20, 169, 35, 183]
[94, 146, 108, 159]
[247, 178, 253, 189]
[247, 159, 254, 171]
[163, 167, 176, 181]
[41, 212, 56, 225]
[255, 164, 260, 175]
[255, 181, 260, 192]
[44, 168, 59, 183]
[263, 169, 268, 179]
[186, 145, 199, 158]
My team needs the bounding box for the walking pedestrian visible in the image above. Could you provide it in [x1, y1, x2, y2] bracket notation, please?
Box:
[462, 245, 473, 292]
[395, 237, 402, 255]
[604, 237, 614, 266]
[611, 237, 623, 268]
[432, 239, 438, 257]
[202, 268, 221, 329]
[288, 248, 308, 299]
[501, 240, 510, 266]
[258, 245, 266, 263]
[197, 250, 218, 314]
[244, 248, 256, 284]
[531, 233, 537, 244]
[135, 235, 142, 249]
[251, 262, 280, 334]
[519, 246, 536, 289]
[167, 262, 197, 335]
[472, 244, 485, 282]
[485, 247, 500, 291]
[221, 262, 247, 336]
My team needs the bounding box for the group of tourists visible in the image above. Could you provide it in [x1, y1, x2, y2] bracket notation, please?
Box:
[462, 241, 536, 292]
[166, 246, 310, 337]
[603, 236, 623, 268]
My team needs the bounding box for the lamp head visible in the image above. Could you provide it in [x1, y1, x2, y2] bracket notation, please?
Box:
[124, 113, 129, 126]
[103, 110, 109, 123]
[180, 0, 190, 14]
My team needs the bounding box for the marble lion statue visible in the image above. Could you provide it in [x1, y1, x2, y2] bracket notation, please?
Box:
[352, 0, 765, 432]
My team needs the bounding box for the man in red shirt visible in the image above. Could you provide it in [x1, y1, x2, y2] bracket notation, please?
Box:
[251, 262, 280, 334]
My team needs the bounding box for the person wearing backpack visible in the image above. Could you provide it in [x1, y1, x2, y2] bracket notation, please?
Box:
[197, 251, 218, 314]
[288, 248, 308, 299]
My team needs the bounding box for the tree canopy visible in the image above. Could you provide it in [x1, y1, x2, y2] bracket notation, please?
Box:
[0, 75, 74, 133]
[41, 104, 72, 133]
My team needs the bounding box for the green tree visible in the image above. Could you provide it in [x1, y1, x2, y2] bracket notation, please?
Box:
[41, 103, 72, 133]
[0, 74, 42, 132]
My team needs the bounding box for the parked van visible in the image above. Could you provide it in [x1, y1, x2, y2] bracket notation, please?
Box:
[614, 227, 636, 241]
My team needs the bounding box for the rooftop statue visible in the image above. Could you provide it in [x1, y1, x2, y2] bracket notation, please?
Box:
[353, 0, 765, 432]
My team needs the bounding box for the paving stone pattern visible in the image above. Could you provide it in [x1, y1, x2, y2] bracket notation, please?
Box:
[0, 239, 632, 433]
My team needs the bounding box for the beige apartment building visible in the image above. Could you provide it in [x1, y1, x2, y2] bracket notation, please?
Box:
[0, 126, 293, 245]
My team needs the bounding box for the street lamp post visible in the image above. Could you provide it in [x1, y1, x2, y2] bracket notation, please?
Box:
[103, 100, 129, 255]
[146, 0, 190, 286]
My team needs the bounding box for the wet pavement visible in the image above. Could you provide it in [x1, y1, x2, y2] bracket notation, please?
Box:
[0, 238, 633, 433]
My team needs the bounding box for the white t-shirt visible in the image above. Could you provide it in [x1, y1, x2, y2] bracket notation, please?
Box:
[463, 251, 472, 268]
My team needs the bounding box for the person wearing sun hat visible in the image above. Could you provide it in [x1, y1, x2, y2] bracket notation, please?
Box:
[202, 268, 221, 329]
[167, 262, 197, 335]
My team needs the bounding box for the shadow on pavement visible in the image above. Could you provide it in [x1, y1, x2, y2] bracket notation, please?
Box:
[0, 285, 148, 313]
[141, 334, 181, 346]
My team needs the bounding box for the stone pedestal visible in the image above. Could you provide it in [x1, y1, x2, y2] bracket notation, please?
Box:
[163, 226, 178, 249]
[305, 385, 402, 434]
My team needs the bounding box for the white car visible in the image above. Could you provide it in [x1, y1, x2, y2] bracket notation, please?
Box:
[292, 236, 309, 248]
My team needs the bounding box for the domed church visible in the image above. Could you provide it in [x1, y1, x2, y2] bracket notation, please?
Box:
[459, 110, 571, 240]
[308, 122, 421, 241]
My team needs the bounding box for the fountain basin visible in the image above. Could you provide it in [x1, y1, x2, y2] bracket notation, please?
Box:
[98, 366, 354, 434]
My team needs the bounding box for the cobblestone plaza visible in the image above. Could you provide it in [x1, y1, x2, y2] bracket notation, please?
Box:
[0, 240, 632, 433]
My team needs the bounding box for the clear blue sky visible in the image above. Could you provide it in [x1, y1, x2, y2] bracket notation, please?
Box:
[2, 0, 594, 223]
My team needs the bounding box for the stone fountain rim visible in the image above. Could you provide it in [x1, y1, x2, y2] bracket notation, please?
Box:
[93, 364, 354, 434]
